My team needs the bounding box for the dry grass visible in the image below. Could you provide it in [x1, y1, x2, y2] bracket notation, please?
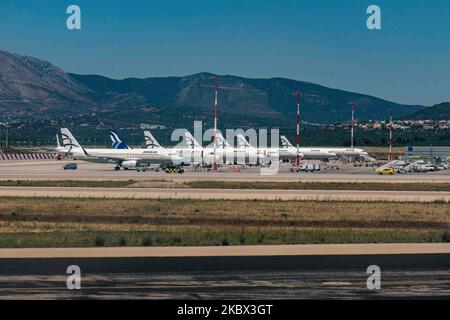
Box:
[0, 197, 448, 247]
[185, 181, 450, 191]
[1, 179, 449, 192]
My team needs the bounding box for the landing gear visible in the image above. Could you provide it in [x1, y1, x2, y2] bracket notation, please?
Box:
[114, 165, 121, 171]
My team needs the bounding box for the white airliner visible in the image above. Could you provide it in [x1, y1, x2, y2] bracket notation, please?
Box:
[61, 128, 182, 170]
[232, 133, 268, 165]
[144, 131, 162, 149]
[240, 134, 304, 162]
[145, 130, 205, 165]
[227, 134, 373, 162]
[142, 130, 373, 165]
[144, 130, 265, 166]
[55, 134, 68, 155]
[279, 136, 373, 161]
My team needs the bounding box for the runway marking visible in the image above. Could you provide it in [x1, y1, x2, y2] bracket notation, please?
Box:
[2, 243, 450, 259]
[321, 282, 353, 286]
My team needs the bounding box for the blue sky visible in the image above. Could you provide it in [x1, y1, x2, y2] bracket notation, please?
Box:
[0, 0, 449, 105]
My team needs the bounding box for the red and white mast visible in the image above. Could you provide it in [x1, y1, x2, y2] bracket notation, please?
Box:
[388, 109, 393, 161]
[293, 92, 301, 167]
[350, 102, 356, 149]
[211, 76, 219, 172]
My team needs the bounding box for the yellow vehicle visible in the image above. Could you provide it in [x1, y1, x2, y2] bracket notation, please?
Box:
[376, 168, 395, 175]
[164, 165, 184, 174]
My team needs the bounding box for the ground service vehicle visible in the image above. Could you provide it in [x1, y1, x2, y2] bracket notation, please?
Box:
[164, 166, 184, 174]
[376, 168, 394, 175]
[63, 163, 78, 170]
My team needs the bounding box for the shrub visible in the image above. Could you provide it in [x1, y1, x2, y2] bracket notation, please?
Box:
[118, 237, 127, 246]
[94, 235, 105, 246]
[442, 231, 450, 243]
[142, 236, 153, 246]
[257, 232, 265, 244]
[239, 233, 246, 244]
[221, 238, 230, 246]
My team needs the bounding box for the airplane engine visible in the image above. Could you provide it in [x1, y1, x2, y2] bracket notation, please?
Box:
[121, 160, 138, 169]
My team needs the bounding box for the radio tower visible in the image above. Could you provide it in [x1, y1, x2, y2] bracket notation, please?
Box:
[388, 109, 393, 161]
[293, 92, 301, 167]
[350, 102, 356, 149]
[211, 76, 219, 172]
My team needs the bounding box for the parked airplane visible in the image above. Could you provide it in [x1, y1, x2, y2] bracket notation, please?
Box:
[233, 133, 305, 163]
[233, 133, 268, 165]
[61, 128, 182, 171]
[279, 136, 372, 161]
[202, 132, 254, 165]
[231, 134, 372, 162]
[55, 130, 130, 159]
[53, 134, 70, 160]
[143, 130, 265, 166]
[280, 136, 336, 160]
[144, 130, 205, 165]
[109, 130, 130, 149]
[144, 131, 163, 149]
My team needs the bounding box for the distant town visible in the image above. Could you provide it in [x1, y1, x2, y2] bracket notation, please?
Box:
[0, 116, 449, 149]
[327, 120, 450, 131]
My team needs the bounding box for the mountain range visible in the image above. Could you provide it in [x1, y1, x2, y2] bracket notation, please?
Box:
[405, 102, 450, 120]
[0, 50, 446, 131]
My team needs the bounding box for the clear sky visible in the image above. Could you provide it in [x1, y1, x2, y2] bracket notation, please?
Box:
[0, 0, 449, 106]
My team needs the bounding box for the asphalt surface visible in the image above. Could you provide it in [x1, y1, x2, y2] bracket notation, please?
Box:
[0, 186, 448, 202]
[0, 160, 449, 182]
[0, 161, 449, 299]
[1, 252, 450, 299]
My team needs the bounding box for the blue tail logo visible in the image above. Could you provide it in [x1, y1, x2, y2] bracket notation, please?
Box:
[109, 130, 130, 149]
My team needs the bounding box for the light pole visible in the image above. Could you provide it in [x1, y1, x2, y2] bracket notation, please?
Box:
[388, 109, 393, 161]
[211, 76, 219, 172]
[0, 123, 8, 154]
[5, 124, 8, 151]
[350, 102, 356, 149]
[293, 92, 301, 167]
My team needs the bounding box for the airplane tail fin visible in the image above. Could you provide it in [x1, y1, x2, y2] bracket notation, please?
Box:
[56, 134, 61, 148]
[109, 130, 130, 149]
[61, 128, 81, 149]
[144, 131, 162, 149]
[215, 132, 231, 148]
[236, 134, 252, 148]
[61, 128, 90, 156]
[184, 131, 202, 149]
[280, 135, 294, 148]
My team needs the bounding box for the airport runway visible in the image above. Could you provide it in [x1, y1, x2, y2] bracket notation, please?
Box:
[0, 161, 448, 298]
[0, 160, 449, 183]
[3, 243, 450, 258]
[1, 244, 450, 299]
[0, 186, 448, 202]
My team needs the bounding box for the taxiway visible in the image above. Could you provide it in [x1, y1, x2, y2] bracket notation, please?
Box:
[0, 160, 449, 183]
